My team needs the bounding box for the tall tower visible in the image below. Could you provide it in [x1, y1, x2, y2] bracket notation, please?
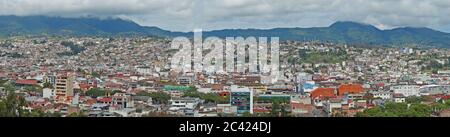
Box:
[55, 72, 74, 98]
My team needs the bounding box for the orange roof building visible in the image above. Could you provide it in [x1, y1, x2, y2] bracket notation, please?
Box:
[311, 88, 336, 99]
[338, 84, 364, 96]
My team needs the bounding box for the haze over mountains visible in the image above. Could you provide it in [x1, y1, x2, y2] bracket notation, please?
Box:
[1, 16, 450, 48]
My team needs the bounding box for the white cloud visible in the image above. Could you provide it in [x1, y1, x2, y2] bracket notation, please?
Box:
[0, 0, 450, 32]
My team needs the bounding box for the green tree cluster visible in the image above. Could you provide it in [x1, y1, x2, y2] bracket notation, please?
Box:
[85, 88, 121, 97]
[182, 86, 229, 104]
[138, 91, 171, 104]
[356, 102, 432, 117]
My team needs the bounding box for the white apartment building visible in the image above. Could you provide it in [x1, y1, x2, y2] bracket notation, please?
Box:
[390, 85, 420, 97]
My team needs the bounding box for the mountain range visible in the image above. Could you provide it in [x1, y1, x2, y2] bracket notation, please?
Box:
[1, 15, 450, 48]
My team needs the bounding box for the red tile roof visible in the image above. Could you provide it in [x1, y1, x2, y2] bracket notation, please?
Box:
[253, 108, 270, 113]
[15, 79, 38, 85]
[338, 84, 364, 96]
[98, 97, 112, 103]
[79, 84, 91, 89]
[441, 95, 450, 100]
[311, 88, 336, 99]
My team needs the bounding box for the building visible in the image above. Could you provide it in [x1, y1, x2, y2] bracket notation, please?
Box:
[230, 85, 254, 114]
[290, 95, 313, 116]
[233, 75, 261, 86]
[216, 104, 238, 115]
[372, 91, 393, 100]
[42, 74, 56, 87]
[338, 84, 364, 97]
[311, 87, 336, 107]
[301, 81, 317, 94]
[290, 95, 312, 104]
[291, 102, 314, 116]
[112, 93, 133, 109]
[419, 85, 450, 95]
[346, 93, 364, 100]
[136, 66, 151, 75]
[390, 85, 420, 97]
[42, 88, 55, 99]
[55, 73, 74, 98]
[267, 85, 294, 94]
[178, 76, 192, 85]
[169, 97, 202, 111]
[323, 98, 343, 116]
[15, 79, 38, 87]
[393, 93, 406, 103]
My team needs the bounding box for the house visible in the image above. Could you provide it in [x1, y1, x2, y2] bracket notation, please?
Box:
[216, 104, 238, 115]
[290, 95, 312, 105]
[354, 100, 368, 108]
[97, 97, 112, 105]
[393, 93, 406, 103]
[291, 102, 314, 115]
[132, 96, 153, 106]
[253, 101, 272, 114]
[197, 104, 218, 117]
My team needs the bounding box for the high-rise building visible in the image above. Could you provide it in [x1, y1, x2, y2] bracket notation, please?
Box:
[55, 72, 74, 98]
[230, 85, 253, 114]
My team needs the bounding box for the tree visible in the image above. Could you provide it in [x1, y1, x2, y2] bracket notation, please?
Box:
[91, 72, 100, 78]
[182, 87, 229, 104]
[23, 85, 43, 94]
[357, 102, 433, 117]
[67, 111, 87, 117]
[1, 83, 16, 92]
[406, 96, 424, 104]
[271, 101, 280, 116]
[43, 82, 53, 89]
[242, 112, 253, 117]
[0, 91, 27, 117]
[85, 88, 119, 97]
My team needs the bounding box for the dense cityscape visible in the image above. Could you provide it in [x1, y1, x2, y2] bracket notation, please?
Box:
[1, 36, 450, 117]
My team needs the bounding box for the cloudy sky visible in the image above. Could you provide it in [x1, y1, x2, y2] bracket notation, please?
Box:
[1, 0, 450, 32]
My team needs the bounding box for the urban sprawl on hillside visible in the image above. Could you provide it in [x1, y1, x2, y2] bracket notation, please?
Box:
[1, 37, 450, 117]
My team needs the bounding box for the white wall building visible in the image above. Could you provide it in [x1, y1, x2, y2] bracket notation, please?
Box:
[43, 88, 55, 99]
[390, 85, 420, 97]
[372, 91, 393, 100]
[136, 66, 151, 75]
[323, 98, 342, 116]
[169, 98, 202, 111]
